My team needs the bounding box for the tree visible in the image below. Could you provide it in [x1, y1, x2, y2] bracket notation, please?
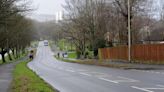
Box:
[0, 0, 33, 63]
[63, 0, 111, 57]
[52, 0, 156, 59]
[113, 0, 153, 44]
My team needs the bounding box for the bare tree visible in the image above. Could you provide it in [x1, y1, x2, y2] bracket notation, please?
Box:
[113, 0, 153, 44]
[0, 0, 33, 63]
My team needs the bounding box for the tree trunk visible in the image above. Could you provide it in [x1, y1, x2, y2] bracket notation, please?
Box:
[16, 48, 18, 58]
[0, 48, 7, 63]
[7, 51, 12, 61]
[1, 53, 6, 63]
[22, 48, 25, 54]
[11, 49, 16, 59]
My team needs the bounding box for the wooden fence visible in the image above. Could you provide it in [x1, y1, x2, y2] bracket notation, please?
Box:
[99, 44, 164, 63]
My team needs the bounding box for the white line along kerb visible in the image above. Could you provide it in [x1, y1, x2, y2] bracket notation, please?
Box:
[131, 86, 153, 92]
[157, 85, 164, 87]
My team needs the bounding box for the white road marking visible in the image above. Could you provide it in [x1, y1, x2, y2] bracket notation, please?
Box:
[82, 72, 110, 77]
[155, 72, 160, 74]
[99, 78, 118, 84]
[132, 85, 164, 92]
[67, 67, 74, 69]
[131, 70, 164, 75]
[131, 86, 153, 92]
[66, 69, 75, 73]
[88, 72, 107, 75]
[150, 71, 155, 73]
[77, 69, 88, 72]
[94, 74, 110, 78]
[116, 80, 137, 82]
[58, 67, 64, 70]
[79, 73, 92, 76]
[157, 85, 164, 87]
[117, 76, 139, 82]
[147, 71, 152, 73]
[118, 76, 133, 80]
[146, 88, 164, 90]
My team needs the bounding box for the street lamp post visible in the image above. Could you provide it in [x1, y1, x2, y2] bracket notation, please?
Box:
[128, 0, 131, 62]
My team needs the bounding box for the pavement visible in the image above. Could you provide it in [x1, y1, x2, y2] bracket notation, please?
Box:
[28, 41, 164, 92]
[64, 58, 164, 70]
[105, 61, 164, 70]
[0, 57, 26, 92]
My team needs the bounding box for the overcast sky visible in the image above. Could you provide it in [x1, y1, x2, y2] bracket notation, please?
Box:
[28, 0, 65, 21]
[32, 0, 65, 15]
[28, 0, 162, 22]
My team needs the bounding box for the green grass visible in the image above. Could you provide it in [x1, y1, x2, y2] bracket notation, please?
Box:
[57, 57, 80, 63]
[0, 57, 10, 65]
[67, 51, 94, 59]
[0, 53, 24, 65]
[68, 52, 77, 59]
[57, 39, 75, 51]
[88, 51, 94, 59]
[31, 41, 39, 48]
[11, 61, 56, 92]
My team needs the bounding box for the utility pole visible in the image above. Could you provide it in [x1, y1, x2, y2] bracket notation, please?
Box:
[128, 0, 131, 62]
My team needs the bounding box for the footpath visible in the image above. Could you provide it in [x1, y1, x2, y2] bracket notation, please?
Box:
[0, 57, 26, 92]
[104, 60, 164, 70]
[63, 58, 164, 70]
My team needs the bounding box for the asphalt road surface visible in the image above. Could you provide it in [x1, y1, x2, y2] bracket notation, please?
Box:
[28, 42, 164, 92]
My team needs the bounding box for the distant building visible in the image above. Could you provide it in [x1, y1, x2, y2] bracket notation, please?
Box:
[56, 11, 63, 23]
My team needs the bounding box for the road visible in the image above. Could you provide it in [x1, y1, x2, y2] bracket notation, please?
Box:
[28, 41, 164, 92]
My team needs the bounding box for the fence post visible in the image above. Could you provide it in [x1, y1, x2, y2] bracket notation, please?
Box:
[98, 49, 102, 62]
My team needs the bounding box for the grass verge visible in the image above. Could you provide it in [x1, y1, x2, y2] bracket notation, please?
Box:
[11, 61, 56, 92]
[0, 53, 27, 65]
[68, 52, 77, 59]
[56, 57, 129, 69]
